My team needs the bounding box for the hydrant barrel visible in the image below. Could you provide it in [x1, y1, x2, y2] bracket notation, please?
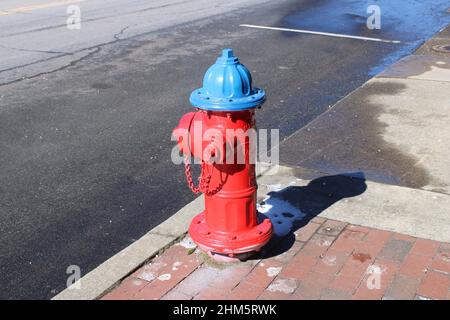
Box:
[173, 49, 273, 258]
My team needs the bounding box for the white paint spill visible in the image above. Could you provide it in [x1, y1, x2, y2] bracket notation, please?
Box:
[131, 279, 144, 286]
[158, 273, 171, 281]
[321, 255, 337, 266]
[138, 271, 156, 282]
[366, 264, 387, 275]
[264, 183, 284, 192]
[136, 262, 166, 281]
[257, 196, 305, 237]
[266, 267, 282, 277]
[440, 253, 450, 262]
[316, 238, 333, 247]
[267, 279, 297, 294]
[177, 236, 197, 249]
[263, 180, 296, 193]
[172, 261, 183, 271]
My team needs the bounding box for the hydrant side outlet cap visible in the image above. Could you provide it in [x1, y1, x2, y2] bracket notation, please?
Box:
[189, 48, 266, 111]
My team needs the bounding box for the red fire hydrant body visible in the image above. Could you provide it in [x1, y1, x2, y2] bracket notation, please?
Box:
[173, 49, 273, 258]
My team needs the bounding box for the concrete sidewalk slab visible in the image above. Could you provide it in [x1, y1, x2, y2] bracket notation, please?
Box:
[377, 54, 450, 82]
[280, 65, 450, 193]
[257, 166, 450, 243]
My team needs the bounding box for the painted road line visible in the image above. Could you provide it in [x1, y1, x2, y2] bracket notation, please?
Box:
[0, 0, 86, 16]
[240, 24, 402, 44]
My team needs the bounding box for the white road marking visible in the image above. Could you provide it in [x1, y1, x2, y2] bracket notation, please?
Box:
[240, 24, 401, 44]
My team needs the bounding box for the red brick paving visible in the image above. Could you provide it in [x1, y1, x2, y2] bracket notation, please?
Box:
[316, 220, 347, 237]
[410, 238, 440, 257]
[280, 252, 317, 280]
[294, 221, 321, 242]
[273, 240, 304, 264]
[329, 274, 362, 292]
[101, 218, 450, 300]
[383, 274, 420, 300]
[399, 253, 433, 278]
[314, 249, 349, 275]
[321, 288, 352, 300]
[416, 270, 450, 300]
[227, 280, 264, 300]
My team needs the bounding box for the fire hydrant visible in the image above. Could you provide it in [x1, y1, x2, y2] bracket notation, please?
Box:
[173, 48, 273, 259]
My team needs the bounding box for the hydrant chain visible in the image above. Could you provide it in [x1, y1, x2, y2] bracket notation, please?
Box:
[183, 155, 222, 196]
[183, 155, 203, 194]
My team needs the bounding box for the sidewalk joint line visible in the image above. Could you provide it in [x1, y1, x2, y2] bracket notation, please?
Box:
[376, 74, 450, 84]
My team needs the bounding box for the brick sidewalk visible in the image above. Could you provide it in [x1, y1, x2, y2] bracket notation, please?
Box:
[102, 217, 450, 300]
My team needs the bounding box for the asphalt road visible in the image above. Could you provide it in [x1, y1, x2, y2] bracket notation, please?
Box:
[0, 0, 449, 299]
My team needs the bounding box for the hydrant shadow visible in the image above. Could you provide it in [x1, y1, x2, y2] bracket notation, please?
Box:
[254, 172, 367, 260]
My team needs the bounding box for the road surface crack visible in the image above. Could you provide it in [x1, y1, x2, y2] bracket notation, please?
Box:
[0, 47, 101, 87]
[0, 43, 68, 55]
[113, 26, 130, 41]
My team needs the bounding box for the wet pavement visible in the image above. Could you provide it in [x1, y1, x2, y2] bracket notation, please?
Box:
[280, 25, 450, 191]
[280, 0, 450, 75]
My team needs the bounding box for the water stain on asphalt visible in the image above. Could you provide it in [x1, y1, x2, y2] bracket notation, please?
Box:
[91, 82, 114, 90]
[278, 0, 450, 75]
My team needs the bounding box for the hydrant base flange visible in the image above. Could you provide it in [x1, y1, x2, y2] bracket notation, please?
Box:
[188, 211, 273, 255]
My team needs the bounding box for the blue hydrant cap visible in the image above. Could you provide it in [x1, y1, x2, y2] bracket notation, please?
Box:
[189, 48, 266, 111]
